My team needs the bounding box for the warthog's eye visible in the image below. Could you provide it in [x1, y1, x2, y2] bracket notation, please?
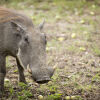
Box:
[44, 35, 47, 45]
[15, 33, 21, 39]
[16, 33, 20, 37]
[24, 37, 29, 44]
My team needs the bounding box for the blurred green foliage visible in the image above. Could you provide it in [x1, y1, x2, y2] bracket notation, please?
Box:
[0, 0, 100, 4]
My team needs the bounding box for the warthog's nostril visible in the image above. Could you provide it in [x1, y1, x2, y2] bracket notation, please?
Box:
[36, 78, 51, 84]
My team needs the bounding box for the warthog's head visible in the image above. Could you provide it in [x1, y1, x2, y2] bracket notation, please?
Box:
[10, 20, 55, 84]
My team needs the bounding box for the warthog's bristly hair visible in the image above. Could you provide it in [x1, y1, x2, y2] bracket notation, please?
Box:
[0, 7, 33, 27]
[0, 7, 23, 23]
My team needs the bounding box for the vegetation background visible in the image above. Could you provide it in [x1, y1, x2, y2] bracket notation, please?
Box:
[0, 0, 100, 100]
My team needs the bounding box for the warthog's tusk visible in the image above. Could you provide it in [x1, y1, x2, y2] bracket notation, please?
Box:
[27, 64, 32, 74]
[17, 48, 25, 69]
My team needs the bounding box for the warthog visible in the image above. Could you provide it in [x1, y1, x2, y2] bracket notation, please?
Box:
[0, 7, 55, 95]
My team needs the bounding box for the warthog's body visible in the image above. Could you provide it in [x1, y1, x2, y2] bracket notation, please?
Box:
[0, 7, 54, 96]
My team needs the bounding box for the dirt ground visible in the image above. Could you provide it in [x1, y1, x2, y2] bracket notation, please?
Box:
[1, 1, 100, 100]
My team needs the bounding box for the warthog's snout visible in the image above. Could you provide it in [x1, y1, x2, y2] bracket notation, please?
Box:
[36, 77, 51, 84]
[31, 66, 56, 84]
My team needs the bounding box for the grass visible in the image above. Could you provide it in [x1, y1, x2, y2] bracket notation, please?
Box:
[5, 82, 33, 100]
[45, 93, 62, 100]
[92, 44, 100, 56]
[92, 73, 100, 83]
[1, 0, 100, 100]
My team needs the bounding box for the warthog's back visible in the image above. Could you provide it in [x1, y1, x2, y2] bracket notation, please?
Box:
[0, 7, 33, 28]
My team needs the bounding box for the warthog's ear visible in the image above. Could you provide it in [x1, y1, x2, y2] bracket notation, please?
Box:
[38, 19, 45, 30]
[11, 21, 24, 31]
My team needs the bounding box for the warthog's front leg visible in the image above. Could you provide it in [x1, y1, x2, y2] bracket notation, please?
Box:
[16, 58, 26, 83]
[0, 54, 6, 97]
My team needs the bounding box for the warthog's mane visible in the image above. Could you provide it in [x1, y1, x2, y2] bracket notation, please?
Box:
[0, 7, 33, 27]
